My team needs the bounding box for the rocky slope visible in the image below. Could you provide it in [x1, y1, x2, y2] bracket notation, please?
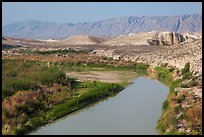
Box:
[92, 38, 202, 75]
[2, 14, 202, 39]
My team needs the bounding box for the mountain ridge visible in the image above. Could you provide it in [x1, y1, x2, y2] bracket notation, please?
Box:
[2, 14, 202, 39]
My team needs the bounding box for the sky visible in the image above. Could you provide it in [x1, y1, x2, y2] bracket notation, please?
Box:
[2, 2, 202, 26]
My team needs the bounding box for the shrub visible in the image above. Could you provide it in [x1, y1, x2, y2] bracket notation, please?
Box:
[155, 66, 173, 85]
[190, 78, 197, 86]
[11, 79, 37, 91]
[182, 71, 192, 80]
[31, 66, 66, 85]
[182, 62, 190, 75]
[15, 125, 33, 135]
[2, 59, 69, 99]
[157, 119, 167, 133]
[181, 62, 192, 80]
[180, 83, 188, 88]
[2, 79, 38, 98]
[169, 79, 182, 92]
[168, 67, 175, 72]
[162, 100, 169, 111]
[135, 63, 149, 73]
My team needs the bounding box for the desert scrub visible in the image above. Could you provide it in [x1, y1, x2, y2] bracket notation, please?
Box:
[156, 63, 202, 135]
[2, 59, 69, 99]
[2, 82, 75, 135]
[12, 82, 123, 135]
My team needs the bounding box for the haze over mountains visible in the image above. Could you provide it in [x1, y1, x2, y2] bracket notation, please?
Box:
[2, 14, 202, 40]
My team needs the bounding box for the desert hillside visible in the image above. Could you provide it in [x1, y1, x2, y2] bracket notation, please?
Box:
[59, 35, 109, 45]
[102, 31, 201, 46]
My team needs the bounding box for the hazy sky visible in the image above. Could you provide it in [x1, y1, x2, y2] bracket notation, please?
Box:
[2, 2, 202, 25]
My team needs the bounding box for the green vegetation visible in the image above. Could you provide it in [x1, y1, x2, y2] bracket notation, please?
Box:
[181, 62, 192, 80]
[154, 66, 173, 86]
[162, 100, 169, 111]
[135, 63, 149, 74]
[51, 61, 137, 72]
[157, 92, 178, 134]
[154, 65, 182, 93]
[154, 66, 179, 134]
[2, 59, 69, 99]
[169, 79, 182, 92]
[181, 62, 190, 74]
[168, 66, 175, 72]
[15, 49, 91, 55]
[2, 59, 124, 135]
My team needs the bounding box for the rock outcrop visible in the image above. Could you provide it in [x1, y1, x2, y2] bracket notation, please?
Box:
[102, 31, 197, 46]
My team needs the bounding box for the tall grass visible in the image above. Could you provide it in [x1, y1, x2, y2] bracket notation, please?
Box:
[2, 59, 67, 98]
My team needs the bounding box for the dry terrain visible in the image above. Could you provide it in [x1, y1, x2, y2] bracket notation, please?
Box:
[66, 71, 137, 83]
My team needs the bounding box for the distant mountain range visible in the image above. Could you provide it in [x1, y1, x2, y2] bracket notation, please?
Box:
[2, 14, 202, 40]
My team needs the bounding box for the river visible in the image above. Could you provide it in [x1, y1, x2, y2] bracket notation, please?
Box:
[29, 77, 169, 135]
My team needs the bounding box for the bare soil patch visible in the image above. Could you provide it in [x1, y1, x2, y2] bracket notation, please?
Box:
[66, 71, 137, 83]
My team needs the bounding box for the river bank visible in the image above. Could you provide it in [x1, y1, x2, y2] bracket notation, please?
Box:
[146, 65, 202, 135]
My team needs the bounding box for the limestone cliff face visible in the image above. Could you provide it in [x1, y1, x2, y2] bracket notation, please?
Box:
[158, 32, 185, 46]
[103, 31, 192, 46]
